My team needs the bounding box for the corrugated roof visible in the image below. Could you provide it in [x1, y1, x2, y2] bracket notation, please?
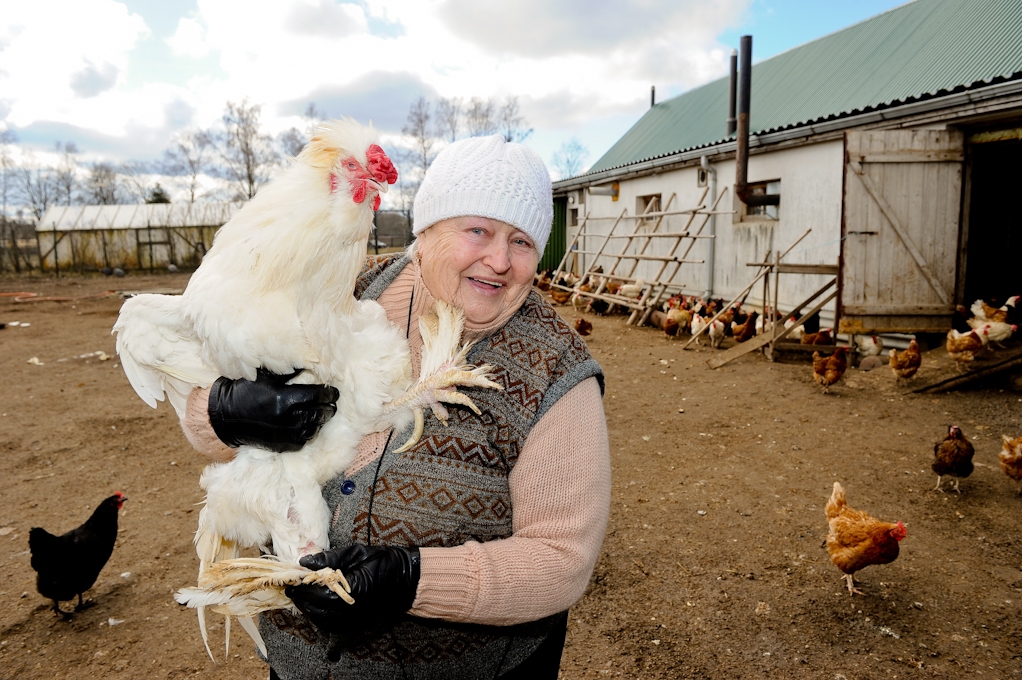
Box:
[586, 0, 1022, 176]
[36, 202, 244, 232]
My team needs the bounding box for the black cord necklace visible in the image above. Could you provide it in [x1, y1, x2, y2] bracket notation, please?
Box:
[365, 284, 415, 547]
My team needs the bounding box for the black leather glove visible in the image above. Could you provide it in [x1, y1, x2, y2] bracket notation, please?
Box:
[286, 545, 421, 635]
[208, 368, 339, 453]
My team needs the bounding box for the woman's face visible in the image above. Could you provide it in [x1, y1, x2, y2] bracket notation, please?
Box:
[417, 216, 540, 326]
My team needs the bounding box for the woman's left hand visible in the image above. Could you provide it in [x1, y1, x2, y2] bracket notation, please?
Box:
[286, 545, 421, 634]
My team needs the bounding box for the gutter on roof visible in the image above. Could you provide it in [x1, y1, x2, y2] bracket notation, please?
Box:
[554, 76, 1022, 194]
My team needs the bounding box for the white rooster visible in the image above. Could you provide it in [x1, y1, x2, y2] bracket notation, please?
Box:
[113, 119, 498, 657]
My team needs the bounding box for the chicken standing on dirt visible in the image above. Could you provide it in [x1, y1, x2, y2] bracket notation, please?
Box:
[708, 317, 726, 348]
[888, 339, 921, 380]
[29, 492, 127, 617]
[732, 310, 758, 343]
[825, 482, 906, 596]
[999, 435, 1022, 495]
[932, 425, 975, 493]
[113, 119, 500, 657]
[812, 347, 848, 393]
[574, 317, 593, 337]
[856, 335, 884, 357]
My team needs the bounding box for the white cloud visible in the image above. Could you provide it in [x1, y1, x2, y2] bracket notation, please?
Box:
[1, 0, 750, 169]
[166, 17, 212, 59]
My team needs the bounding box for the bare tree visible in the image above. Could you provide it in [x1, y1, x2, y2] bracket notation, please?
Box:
[163, 131, 212, 204]
[497, 96, 532, 143]
[551, 137, 590, 179]
[211, 99, 279, 200]
[85, 162, 121, 205]
[401, 96, 437, 185]
[434, 96, 462, 143]
[1, 130, 25, 272]
[303, 102, 324, 136]
[18, 162, 59, 220]
[464, 97, 497, 137]
[278, 127, 306, 158]
[119, 160, 154, 203]
[53, 141, 80, 205]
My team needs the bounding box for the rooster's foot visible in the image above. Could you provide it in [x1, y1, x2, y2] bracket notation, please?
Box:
[392, 366, 501, 453]
[844, 574, 864, 596]
[74, 594, 95, 612]
[953, 479, 962, 494]
[934, 476, 944, 492]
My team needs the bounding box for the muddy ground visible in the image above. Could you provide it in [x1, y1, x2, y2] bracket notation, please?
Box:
[1, 272, 1020, 679]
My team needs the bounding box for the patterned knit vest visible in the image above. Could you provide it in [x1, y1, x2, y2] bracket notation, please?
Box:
[260, 255, 604, 680]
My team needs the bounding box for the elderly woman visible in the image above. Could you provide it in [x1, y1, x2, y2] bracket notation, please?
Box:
[181, 135, 610, 679]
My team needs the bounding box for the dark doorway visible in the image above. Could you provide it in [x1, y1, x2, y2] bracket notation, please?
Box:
[963, 137, 1022, 306]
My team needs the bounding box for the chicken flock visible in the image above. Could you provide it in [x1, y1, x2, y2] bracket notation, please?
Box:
[539, 275, 1022, 594]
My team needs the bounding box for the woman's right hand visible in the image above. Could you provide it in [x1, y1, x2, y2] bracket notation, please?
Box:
[207, 369, 339, 452]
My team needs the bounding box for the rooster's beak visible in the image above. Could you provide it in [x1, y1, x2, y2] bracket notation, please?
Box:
[367, 178, 388, 194]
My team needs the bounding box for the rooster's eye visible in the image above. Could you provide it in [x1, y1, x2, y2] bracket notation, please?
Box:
[347, 162, 357, 170]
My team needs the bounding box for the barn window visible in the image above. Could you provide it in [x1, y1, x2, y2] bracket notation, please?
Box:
[735, 180, 781, 222]
[735, 179, 780, 222]
[569, 208, 578, 226]
[637, 193, 661, 225]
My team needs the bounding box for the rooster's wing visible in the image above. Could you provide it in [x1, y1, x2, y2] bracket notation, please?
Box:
[114, 294, 220, 417]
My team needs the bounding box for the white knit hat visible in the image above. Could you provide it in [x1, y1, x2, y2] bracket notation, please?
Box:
[413, 135, 553, 254]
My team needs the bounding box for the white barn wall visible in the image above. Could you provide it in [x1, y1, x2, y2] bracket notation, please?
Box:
[574, 139, 845, 325]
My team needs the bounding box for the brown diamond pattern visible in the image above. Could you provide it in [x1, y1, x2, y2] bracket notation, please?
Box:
[461, 495, 485, 518]
[395, 481, 422, 504]
[429, 488, 456, 511]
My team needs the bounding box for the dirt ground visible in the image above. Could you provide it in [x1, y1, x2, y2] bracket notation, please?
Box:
[1, 272, 1020, 679]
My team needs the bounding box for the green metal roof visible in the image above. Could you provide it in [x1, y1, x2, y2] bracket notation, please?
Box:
[586, 0, 1022, 175]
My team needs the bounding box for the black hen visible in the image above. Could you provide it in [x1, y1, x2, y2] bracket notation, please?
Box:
[932, 426, 974, 493]
[30, 492, 127, 616]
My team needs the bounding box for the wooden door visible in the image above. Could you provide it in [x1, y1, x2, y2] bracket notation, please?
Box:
[839, 129, 963, 333]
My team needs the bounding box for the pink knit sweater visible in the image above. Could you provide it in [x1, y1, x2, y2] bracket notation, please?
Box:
[180, 262, 611, 625]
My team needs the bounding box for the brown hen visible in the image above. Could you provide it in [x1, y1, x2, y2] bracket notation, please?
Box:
[888, 340, 921, 380]
[826, 482, 906, 595]
[812, 347, 847, 393]
[1000, 435, 1022, 495]
[932, 425, 974, 493]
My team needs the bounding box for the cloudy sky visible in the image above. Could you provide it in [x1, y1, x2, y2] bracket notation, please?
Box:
[1, 0, 907, 183]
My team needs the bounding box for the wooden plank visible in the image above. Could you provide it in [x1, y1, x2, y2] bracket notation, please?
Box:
[913, 350, 1022, 394]
[854, 151, 964, 163]
[848, 160, 950, 305]
[842, 304, 953, 315]
[706, 328, 775, 369]
[605, 232, 714, 239]
[684, 228, 813, 351]
[745, 263, 840, 275]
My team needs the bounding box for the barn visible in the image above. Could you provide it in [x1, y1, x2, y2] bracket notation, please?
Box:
[549, 0, 1022, 340]
[35, 202, 242, 273]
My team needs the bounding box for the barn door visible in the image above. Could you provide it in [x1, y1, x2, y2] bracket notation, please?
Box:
[839, 129, 963, 333]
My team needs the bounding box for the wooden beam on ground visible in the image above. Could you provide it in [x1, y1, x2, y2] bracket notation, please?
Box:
[706, 287, 838, 369]
[912, 349, 1022, 394]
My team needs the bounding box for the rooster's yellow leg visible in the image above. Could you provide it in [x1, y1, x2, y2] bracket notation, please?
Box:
[388, 365, 501, 452]
[934, 475, 943, 492]
[844, 574, 864, 596]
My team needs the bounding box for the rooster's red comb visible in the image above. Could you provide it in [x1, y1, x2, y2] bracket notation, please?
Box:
[366, 144, 398, 185]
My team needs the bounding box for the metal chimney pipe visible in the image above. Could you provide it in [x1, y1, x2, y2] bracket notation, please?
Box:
[651, 85, 656, 108]
[726, 49, 738, 136]
[735, 35, 780, 208]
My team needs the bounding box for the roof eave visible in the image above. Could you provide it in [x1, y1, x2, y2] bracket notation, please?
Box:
[555, 75, 1022, 193]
